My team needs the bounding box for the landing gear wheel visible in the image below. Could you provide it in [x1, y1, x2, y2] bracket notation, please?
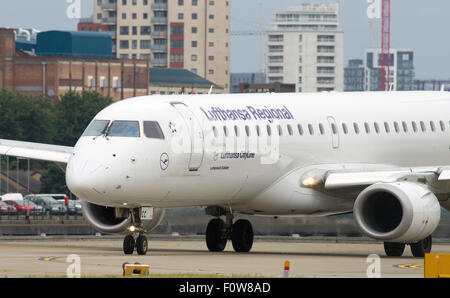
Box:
[231, 219, 254, 253]
[384, 242, 405, 257]
[410, 235, 432, 258]
[206, 218, 227, 252]
[123, 235, 135, 255]
[136, 235, 148, 255]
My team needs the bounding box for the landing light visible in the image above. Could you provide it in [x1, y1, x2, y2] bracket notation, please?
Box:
[302, 177, 319, 187]
[128, 225, 136, 232]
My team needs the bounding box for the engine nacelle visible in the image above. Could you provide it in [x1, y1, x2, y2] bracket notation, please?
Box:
[354, 182, 441, 243]
[82, 201, 165, 234]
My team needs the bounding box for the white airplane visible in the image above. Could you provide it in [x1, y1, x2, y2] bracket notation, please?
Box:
[1, 91, 449, 257]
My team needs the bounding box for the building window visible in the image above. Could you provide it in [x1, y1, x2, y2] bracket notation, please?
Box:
[120, 26, 129, 35]
[120, 40, 129, 49]
[140, 40, 151, 49]
[141, 26, 151, 35]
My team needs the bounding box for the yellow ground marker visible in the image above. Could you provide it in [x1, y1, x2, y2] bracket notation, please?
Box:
[425, 253, 450, 278]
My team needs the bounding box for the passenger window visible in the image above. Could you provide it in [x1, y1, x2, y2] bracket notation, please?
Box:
[412, 121, 418, 132]
[82, 120, 110, 137]
[234, 125, 240, 137]
[353, 123, 359, 134]
[266, 125, 272, 136]
[256, 125, 260, 136]
[298, 124, 304, 135]
[143, 121, 165, 139]
[420, 121, 426, 132]
[364, 122, 370, 134]
[384, 122, 390, 133]
[277, 125, 283, 136]
[440, 121, 445, 132]
[245, 125, 250, 137]
[430, 121, 436, 132]
[107, 121, 140, 137]
[393, 122, 400, 133]
[402, 121, 408, 133]
[331, 123, 337, 135]
[212, 126, 218, 138]
[223, 126, 229, 137]
[287, 124, 293, 136]
[374, 122, 380, 134]
[342, 123, 348, 134]
[308, 124, 314, 135]
[319, 123, 325, 135]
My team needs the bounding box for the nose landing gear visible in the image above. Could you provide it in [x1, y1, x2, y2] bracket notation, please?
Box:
[123, 209, 148, 255]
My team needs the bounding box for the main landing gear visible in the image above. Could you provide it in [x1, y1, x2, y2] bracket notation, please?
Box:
[384, 235, 432, 258]
[123, 209, 148, 255]
[205, 207, 254, 253]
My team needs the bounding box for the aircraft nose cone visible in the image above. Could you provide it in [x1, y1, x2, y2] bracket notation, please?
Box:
[67, 159, 109, 198]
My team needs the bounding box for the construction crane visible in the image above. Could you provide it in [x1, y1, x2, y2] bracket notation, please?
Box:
[380, 0, 391, 91]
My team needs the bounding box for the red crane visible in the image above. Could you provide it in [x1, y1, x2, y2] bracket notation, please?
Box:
[380, 0, 391, 91]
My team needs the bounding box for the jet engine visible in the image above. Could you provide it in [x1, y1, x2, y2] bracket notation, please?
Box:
[82, 201, 165, 234]
[353, 181, 441, 243]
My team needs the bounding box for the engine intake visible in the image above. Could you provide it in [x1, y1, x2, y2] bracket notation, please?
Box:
[354, 182, 441, 243]
[82, 201, 165, 234]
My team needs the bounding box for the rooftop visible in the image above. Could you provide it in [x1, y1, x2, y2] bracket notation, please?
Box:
[150, 68, 219, 88]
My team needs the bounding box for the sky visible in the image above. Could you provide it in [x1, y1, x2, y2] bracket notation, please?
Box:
[0, 0, 449, 79]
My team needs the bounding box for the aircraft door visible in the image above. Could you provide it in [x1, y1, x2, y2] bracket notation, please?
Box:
[171, 102, 204, 171]
[327, 116, 340, 149]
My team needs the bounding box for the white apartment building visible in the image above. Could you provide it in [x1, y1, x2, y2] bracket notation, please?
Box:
[266, 3, 344, 93]
[91, 0, 231, 92]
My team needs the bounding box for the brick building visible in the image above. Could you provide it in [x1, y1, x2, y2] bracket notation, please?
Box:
[0, 28, 149, 102]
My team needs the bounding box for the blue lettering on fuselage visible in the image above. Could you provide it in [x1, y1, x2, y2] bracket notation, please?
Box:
[200, 105, 294, 123]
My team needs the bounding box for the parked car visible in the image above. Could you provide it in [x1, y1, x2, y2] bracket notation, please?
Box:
[0, 201, 17, 215]
[24, 195, 67, 215]
[3, 200, 38, 215]
[57, 199, 83, 215]
[1, 193, 24, 201]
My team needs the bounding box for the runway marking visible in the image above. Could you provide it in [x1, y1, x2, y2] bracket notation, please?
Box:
[394, 263, 424, 270]
[38, 256, 59, 262]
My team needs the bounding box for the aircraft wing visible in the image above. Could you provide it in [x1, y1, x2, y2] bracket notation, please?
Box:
[301, 165, 450, 193]
[0, 139, 73, 164]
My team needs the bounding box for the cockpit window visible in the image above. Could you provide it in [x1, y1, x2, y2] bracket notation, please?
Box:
[107, 121, 140, 137]
[143, 121, 165, 139]
[82, 120, 110, 137]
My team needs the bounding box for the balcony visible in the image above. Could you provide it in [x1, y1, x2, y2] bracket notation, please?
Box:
[151, 17, 168, 24]
[151, 30, 167, 38]
[150, 44, 168, 52]
[151, 58, 168, 67]
[101, 3, 117, 10]
[102, 17, 117, 24]
[151, 3, 168, 10]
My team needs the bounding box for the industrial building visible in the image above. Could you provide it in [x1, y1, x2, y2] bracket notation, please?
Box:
[265, 3, 344, 93]
[0, 28, 149, 102]
[85, 0, 231, 92]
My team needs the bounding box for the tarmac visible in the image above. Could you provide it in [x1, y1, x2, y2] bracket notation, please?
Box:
[0, 235, 448, 278]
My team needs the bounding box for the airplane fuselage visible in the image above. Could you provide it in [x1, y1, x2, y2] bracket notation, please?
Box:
[66, 91, 450, 216]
